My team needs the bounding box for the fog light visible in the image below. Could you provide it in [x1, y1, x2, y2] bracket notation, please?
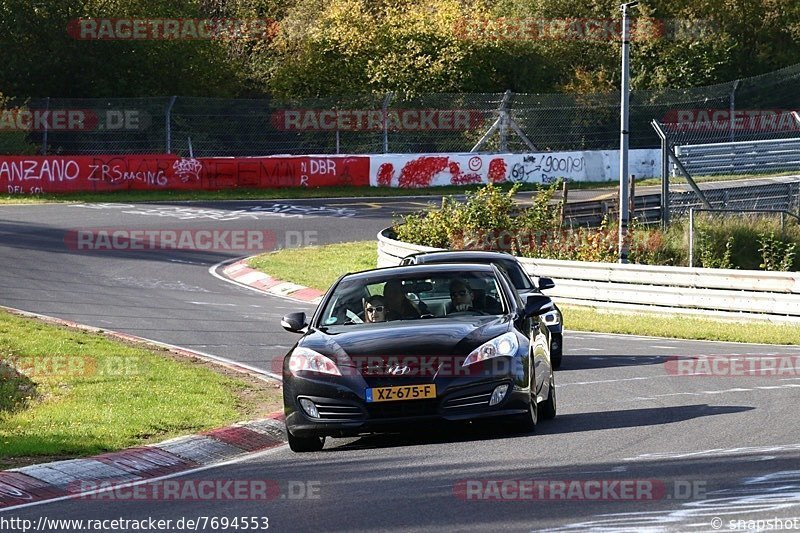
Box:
[551, 340, 560, 351]
[489, 384, 509, 406]
[299, 398, 320, 418]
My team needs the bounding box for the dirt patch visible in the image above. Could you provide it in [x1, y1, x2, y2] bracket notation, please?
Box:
[0, 360, 39, 414]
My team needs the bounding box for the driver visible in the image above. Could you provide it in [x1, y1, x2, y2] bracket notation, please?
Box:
[448, 279, 476, 313]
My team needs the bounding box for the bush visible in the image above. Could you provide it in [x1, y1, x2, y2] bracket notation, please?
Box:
[759, 232, 797, 271]
[394, 184, 800, 271]
[663, 214, 800, 271]
[395, 182, 563, 254]
[0, 93, 38, 155]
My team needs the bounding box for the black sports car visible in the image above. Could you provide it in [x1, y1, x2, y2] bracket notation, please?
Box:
[400, 250, 564, 369]
[280, 263, 557, 452]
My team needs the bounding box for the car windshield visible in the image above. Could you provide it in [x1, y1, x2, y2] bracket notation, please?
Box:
[317, 271, 507, 326]
[410, 255, 533, 291]
[494, 260, 533, 290]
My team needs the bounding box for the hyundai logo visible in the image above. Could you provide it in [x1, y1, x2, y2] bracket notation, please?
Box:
[386, 364, 411, 376]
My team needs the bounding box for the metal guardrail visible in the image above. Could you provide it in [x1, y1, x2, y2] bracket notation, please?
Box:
[561, 178, 800, 226]
[674, 137, 800, 177]
[377, 228, 800, 324]
[562, 193, 663, 227]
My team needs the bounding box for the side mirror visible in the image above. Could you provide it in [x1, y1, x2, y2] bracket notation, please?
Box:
[524, 295, 552, 317]
[281, 312, 307, 333]
[537, 277, 555, 291]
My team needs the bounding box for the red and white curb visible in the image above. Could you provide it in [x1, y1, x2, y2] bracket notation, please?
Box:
[0, 414, 287, 509]
[222, 259, 324, 304]
[0, 305, 288, 510]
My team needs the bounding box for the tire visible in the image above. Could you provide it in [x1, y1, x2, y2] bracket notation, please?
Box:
[287, 431, 326, 452]
[514, 362, 538, 433]
[551, 350, 562, 370]
[515, 388, 538, 433]
[540, 374, 557, 420]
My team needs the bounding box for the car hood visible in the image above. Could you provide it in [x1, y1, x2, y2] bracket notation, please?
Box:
[300, 316, 513, 363]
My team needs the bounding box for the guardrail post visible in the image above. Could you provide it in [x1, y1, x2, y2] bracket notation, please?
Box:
[729, 79, 740, 143]
[688, 207, 695, 268]
[652, 119, 671, 229]
[629, 174, 636, 222]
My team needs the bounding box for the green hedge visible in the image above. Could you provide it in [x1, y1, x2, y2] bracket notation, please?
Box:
[394, 183, 799, 271]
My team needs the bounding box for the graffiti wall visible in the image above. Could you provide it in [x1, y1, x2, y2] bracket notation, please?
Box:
[369, 150, 660, 187]
[1, 150, 660, 194]
[0, 155, 370, 194]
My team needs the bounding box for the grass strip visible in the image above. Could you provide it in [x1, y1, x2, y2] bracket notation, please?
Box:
[247, 241, 800, 345]
[0, 310, 282, 467]
[562, 305, 800, 345]
[247, 242, 378, 290]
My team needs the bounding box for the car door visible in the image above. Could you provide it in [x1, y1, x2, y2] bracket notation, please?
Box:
[495, 266, 549, 393]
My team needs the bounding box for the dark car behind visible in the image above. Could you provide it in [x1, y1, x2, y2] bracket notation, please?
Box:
[400, 250, 563, 369]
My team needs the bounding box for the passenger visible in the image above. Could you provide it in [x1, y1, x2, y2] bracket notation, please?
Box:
[383, 280, 423, 320]
[364, 295, 387, 323]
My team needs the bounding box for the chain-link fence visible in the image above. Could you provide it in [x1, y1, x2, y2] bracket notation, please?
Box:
[652, 65, 800, 223]
[2, 62, 799, 157]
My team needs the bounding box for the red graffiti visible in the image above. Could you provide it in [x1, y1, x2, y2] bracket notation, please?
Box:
[450, 173, 482, 185]
[488, 158, 507, 183]
[398, 156, 449, 188]
[0, 155, 370, 195]
[448, 161, 461, 178]
[377, 163, 394, 187]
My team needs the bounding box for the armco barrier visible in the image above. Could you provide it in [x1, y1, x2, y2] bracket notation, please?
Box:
[377, 228, 800, 324]
[0, 154, 369, 194]
[673, 137, 800, 177]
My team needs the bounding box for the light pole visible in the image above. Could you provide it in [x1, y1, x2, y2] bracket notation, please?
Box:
[619, 1, 638, 263]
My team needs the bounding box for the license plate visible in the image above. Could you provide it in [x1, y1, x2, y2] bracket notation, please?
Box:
[365, 384, 436, 403]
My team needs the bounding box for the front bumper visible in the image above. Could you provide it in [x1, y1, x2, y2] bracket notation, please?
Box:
[284, 375, 530, 438]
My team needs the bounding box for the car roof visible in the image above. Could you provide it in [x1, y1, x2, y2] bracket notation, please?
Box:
[343, 262, 497, 282]
[407, 250, 520, 263]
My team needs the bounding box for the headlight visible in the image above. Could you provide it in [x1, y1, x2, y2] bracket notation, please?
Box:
[463, 332, 520, 367]
[542, 308, 561, 327]
[288, 347, 341, 376]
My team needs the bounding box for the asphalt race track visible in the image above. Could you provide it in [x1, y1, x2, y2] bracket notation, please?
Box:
[1, 197, 800, 532]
